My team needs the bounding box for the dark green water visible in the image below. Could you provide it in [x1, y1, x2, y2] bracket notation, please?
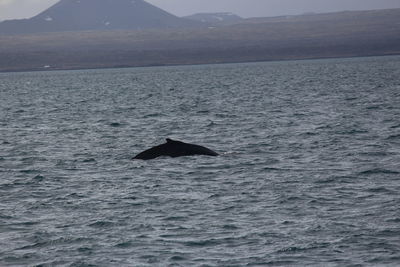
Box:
[1, 56, 400, 266]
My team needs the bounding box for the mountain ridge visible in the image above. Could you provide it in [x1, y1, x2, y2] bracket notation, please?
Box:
[0, 0, 199, 35]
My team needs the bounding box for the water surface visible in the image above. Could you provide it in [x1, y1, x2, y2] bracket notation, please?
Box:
[1, 56, 400, 266]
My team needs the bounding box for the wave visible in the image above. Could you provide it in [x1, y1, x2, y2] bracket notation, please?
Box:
[358, 168, 400, 175]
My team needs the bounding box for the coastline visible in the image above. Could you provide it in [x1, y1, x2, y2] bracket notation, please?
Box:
[1, 53, 400, 74]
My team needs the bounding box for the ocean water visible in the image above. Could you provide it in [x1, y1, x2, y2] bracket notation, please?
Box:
[1, 56, 400, 266]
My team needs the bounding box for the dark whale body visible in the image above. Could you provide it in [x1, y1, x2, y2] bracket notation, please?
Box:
[133, 138, 219, 160]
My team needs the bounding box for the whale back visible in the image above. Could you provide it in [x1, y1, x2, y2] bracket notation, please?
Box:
[133, 138, 218, 160]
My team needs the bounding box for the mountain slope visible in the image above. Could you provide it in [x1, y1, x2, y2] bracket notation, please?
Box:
[0, 0, 199, 35]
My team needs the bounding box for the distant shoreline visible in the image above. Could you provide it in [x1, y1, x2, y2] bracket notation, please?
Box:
[1, 54, 399, 74]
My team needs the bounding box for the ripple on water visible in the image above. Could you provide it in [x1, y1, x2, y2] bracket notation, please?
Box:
[115, 241, 135, 249]
[358, 168, 400, 176]
[109, 122, 123, 127]
[19, 169, 41, 174]
[88, 221, 115, 228]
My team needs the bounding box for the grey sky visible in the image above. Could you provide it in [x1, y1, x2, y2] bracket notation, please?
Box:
[1, 0, 400, 20]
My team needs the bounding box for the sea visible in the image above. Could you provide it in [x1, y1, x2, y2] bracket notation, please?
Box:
[1, 56, 400, 266]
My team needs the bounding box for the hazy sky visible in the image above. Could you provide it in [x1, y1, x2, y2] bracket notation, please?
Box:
[1, 0, 400, 20]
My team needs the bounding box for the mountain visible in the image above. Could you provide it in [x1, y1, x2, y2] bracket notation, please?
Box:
[0, 8, 399, 72]
[184, 13, 243, 25]
[0, 0, 199, 35]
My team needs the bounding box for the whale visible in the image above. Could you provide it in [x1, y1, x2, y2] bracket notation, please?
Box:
[133, 138, 219, 160]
